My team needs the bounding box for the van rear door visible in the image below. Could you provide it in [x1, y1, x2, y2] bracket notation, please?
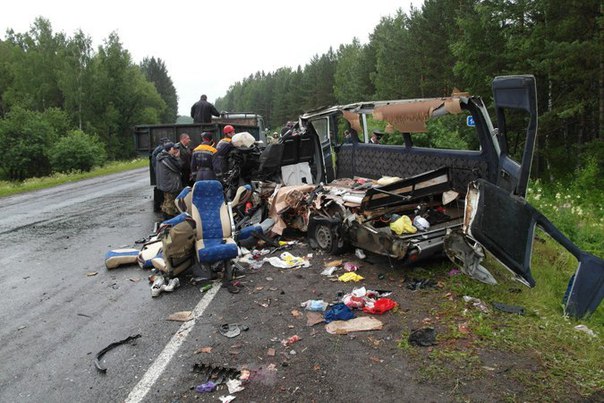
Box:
[463, 179, 604, 318]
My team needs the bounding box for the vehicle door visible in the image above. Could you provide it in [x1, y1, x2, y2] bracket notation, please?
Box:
[491, 75, 538, 197]
[460, 179, 603, 318]
[449, 75, 603, 318]
[309, 115, 335, 183]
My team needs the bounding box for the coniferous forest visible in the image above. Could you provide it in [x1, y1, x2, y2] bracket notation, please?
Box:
[1, 1, 602, 184]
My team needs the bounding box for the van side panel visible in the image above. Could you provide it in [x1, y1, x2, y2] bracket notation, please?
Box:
[336, 144, 488, 193]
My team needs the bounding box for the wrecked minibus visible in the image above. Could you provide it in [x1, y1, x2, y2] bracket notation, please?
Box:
[257, 75, 602, 317]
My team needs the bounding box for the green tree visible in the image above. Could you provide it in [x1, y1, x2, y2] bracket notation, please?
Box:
[85, 33, 164, 159]
[57, 30, 93, 129]
[140, 57, 178, 123]
[3, 18, 66, 111]
[334, 38, 375, 103]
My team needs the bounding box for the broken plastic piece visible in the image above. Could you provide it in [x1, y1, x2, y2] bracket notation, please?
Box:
[492, 302, 525, 315]
[94, 334, 141, 373]
[444, 230, 497, 285]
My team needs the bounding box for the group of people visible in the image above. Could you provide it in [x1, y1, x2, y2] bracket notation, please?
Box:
[153, 124, 238, 218]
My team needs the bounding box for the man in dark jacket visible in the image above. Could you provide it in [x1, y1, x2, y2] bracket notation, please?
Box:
[175, 133, 192, 186]
[151, 137, 170, 172]
[156, 142, 183, 218]
[190, 132, 217, 181]
[190, 95, 220, 123]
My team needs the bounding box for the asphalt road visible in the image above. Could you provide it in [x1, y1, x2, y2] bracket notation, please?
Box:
[0, 168, 494, 402]
[0, 168, 213, 402]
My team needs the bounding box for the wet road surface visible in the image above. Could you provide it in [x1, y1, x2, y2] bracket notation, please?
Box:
[0, 169, 212, 402]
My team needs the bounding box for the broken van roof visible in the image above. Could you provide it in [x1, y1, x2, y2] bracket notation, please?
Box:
[301, 93, 473, 133]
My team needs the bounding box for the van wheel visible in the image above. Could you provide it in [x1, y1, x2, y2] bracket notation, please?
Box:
[311, 222, 345, 254]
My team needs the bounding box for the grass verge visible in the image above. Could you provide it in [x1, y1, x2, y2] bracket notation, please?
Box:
[0, 158, 148, 198]
[397, 177, 603, 401]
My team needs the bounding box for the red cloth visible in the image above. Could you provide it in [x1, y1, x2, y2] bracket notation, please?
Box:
[363, 298, 397, 314]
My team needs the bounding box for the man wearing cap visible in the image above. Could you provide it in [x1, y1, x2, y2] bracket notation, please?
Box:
[190, 94, 220, 124]
[213, 125, 236, 186]
[190, 132, 217, 181]
[155, 142, 183, 218]
[151, 137, 170, 172]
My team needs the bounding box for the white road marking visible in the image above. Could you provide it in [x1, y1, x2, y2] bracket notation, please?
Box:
[125, 283, 221, 403]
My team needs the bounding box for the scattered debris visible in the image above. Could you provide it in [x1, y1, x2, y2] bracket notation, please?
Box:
[94, 334, 141, 373]
[363, 298, 397, 315]
[17, 325, 27, 331]
[492, 302, 525, 315]
[200, 284, 213, 293]
[194, 346, 213, 354]
[267, 348, 276, 356]
[574, 325, 596, 337]
[343, 262, 359, 272]
[195, 381, 216, 393]
[86, 271, 98, 277]
[192, 363, 241, 386]
[77, 313, 92, 318]
[281, 335, 301, 346]
[301, 299, 328, 311]
[463, 295, 490, 313]
[321, 266, 338, 276]
[458, 322, 470, 334]
[306, 312, 325, 326]
[338, 272, 364, 282]
[405, 278, 437, 290]
[291, 309, 303, 318]
[324, 303, 355, 323]
[264, 252, 310, 269]
[408, 327, 436, 347]
[167, 311, 193, 322]
[226, 379, 245, 394]
[219, 395, 236, 403]
[219, 323, 248, 338]
[325, 317, 383, 334]
[325, 259, 343, 267]
[355, 249, 366, 260]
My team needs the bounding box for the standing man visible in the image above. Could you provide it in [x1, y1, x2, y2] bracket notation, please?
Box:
[151, 137, 170, 172]
[190, 132, 217, 181]
[156, 142, 183, 218]
[213, 125, 236, 188]
[175, 133, 192, 186]
[190, 94, 220, 123]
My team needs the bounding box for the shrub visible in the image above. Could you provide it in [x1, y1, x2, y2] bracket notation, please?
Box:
[0, 107, 68, 180]
[49, 130, 107, 173]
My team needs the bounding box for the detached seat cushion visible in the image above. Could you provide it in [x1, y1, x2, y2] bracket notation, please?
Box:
[196, 238, 238, 263]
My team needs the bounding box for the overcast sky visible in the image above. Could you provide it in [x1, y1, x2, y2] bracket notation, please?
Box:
[1, 0, 420, 116]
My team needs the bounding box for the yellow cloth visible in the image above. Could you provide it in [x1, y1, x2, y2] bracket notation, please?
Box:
[338, 272, 365, 282]
[390, 215, 417, 235]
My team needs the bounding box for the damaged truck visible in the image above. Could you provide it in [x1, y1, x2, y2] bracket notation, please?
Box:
[257, 75, 602, 317]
